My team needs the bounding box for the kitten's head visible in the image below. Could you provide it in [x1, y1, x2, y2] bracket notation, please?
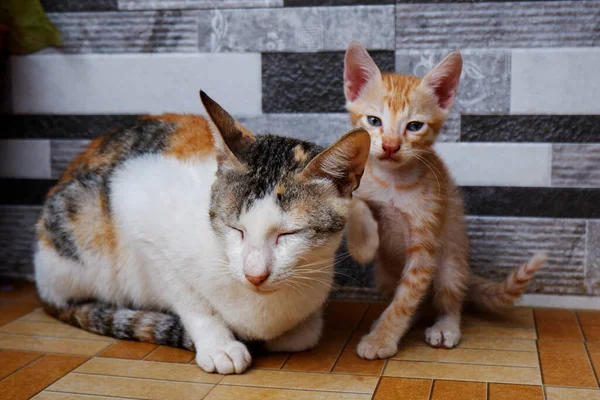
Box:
[344, 41, 462, 170]
[200, 91, 370, 293]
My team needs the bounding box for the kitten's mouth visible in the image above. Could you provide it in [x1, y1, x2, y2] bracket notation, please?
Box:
[378, 153, 400, 163]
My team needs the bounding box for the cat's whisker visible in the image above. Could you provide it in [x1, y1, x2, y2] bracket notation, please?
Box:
[410, 153, 443, 193]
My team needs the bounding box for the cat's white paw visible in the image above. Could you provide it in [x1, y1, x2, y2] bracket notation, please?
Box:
[356, 333, 398, 360]
[195, 341, 252, 374]
[425, 322, 461, 349]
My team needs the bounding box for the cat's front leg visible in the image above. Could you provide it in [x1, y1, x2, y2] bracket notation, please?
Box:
[265, 309, 323, 352]
[346, 197, 379, 265]
[177, 303, 251, 374]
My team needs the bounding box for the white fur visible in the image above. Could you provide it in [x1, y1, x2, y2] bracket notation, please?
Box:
[35, 153, 333, 374]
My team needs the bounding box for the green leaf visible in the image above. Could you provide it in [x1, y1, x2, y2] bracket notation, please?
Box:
[0, 0, 62, 55]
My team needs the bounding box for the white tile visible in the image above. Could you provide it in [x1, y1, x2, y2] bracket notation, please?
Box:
[10, 53, 261, 116]
[435, 143, 552, 187]
[511, 48, 600, 114]
[0, 140, 50, 178]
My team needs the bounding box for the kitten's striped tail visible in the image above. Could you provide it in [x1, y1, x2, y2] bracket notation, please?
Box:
[42, 300, 195, 351]
[467, 253, 546, 311]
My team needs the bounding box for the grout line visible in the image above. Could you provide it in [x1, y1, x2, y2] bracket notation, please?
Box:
[44, 389, 141, 399]
[277, 353, 291, 370]
[426, 378, 434, 400]
[70, 371, 217, 386]
[217, 382, 374, 395]
[0, 351, 45, 384]
[370, 376, 383, 400]
[0, 331, 117, 343]
[388, 358, 539, 369]
[402, 343, 537, 353]
[142, 345, 160, 361]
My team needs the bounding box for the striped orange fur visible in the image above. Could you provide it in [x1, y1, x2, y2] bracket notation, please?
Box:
[343, 41, 545, 359]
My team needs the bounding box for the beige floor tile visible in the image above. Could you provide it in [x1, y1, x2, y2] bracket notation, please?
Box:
[253, 352, 290, 369]
[403, 331, 537, 352]
[392, 346, 538, 367]
[144, 345, 195, 363]
[34, 392, 130, 400]
[75, 357, 222, 384]
[48, 373, 213, 399]
[538, 340, 597, 387]
[430, 380, 486, 400]
[0, 334, 111, 356]
[545, 387, 600, 400]
[488, 383, 544, 400]
[461, 325, 537, 340]
[0, 354, 88, 400]
[535, 309, 584, 341]
[0, 350, 44, 380]
[384, 360, 541, 384]
[205, 385, 371, 400]
[221, 369, 378, 394]
[373, 377, 432, 400]
[463, 307, 535, 329]
[0, 321, 115, 342]
[18, 309, 61, 324]
[333, 331, 385, 375]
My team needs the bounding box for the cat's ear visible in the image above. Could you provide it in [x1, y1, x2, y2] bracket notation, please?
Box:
[200, 90, 255, 172]
[300, 128, 370, 197]
[344, 41, 382, 102]
[420, 51, 462, 110]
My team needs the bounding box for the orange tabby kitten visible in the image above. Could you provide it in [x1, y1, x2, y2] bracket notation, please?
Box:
[343, 41, 546, 359]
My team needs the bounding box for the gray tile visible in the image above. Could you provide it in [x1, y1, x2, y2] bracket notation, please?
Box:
[511, 48, 600, 114]
[396, 49, 510, 114]
[51, 140, 91, 179]
[586, 221, 600, 295]
[119, 0, 282, 10]
[48, 11, 198, 53]
[0, 140, 51, 179]
[396, 1, 600, 49]
[198, 5, 394, 52]
[467, 216, 586, 295]
[0, 206, 40, 279]
[552, 144, 600, 189]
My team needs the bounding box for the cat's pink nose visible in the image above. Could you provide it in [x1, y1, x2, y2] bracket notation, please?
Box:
[382, 142, 400, 154]
[245, 272, 270, 286]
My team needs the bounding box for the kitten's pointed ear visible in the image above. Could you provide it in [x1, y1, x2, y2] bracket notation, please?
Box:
[344, 41, 382, 102]
[420, 51, 462, 110]
[300, 128, 371, 197]
[200, 90, 255, 172]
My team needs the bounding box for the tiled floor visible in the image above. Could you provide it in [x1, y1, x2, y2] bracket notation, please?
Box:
[1, 281, 600, 399]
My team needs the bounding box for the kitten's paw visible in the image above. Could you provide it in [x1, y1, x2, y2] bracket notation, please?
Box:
[356, 333, 398, 360]
[425, 323, 461, 349]
[347, 200, 379, 265]
[195, 341, 252, 374]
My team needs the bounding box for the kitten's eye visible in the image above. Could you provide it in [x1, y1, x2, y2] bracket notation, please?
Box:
[229, 226, 244, 240]
[367, 116, 382, 127]
[276, 230, 301, 245]
[407, 121, 424, 132]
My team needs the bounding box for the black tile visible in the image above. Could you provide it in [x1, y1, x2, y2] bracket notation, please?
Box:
[462, 186, 600, 218]
[1, 115, 139, 139]
[461, 115, 600, 143]
[0, 179, 56, 205]
[262, 51, 395, 113]
[40, 0, 118, 12]
[285, 0, 393, 5]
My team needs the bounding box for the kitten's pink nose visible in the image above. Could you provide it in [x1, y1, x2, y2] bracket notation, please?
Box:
[245, 272, 270, 286]
[382, 142, 400, 154]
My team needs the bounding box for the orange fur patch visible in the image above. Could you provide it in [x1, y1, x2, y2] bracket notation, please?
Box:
[146, 114, 216, 160]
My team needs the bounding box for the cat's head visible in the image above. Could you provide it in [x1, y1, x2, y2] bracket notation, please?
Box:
[344, 41, 462, 170]
[200, 91, 370, 293]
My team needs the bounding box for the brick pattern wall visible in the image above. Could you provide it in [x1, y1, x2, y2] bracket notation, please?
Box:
[1, 0, 600, 298]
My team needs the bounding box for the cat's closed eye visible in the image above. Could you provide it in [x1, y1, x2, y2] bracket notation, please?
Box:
[367, 116, 382, 127]
[228, 226, 244, 240]
[406, 121, 424, 132]
[276, 230, 302, 245]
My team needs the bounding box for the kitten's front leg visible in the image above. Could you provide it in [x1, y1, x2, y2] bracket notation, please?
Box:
[265, 309, 323, 352]
[357, 226, 439, 359]
[177, 303, 251, 374]
[346, 197, 379, 265]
